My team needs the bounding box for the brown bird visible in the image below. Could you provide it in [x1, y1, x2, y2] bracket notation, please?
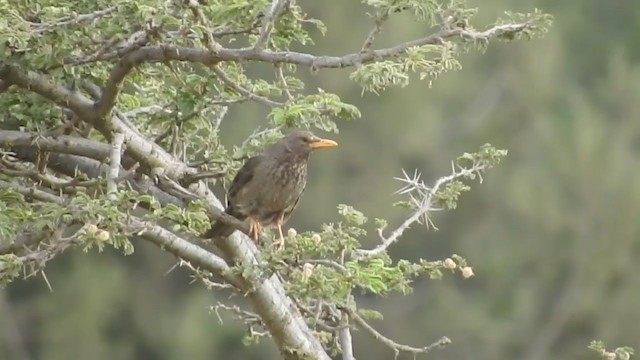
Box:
[204, 130, 338, 249]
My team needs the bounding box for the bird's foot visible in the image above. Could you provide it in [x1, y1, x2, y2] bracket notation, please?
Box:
[272, 225, 285, 251]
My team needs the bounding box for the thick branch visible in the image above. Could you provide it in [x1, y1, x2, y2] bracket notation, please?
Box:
[0, 131, 111, 161]
[75, 21, 533, 74]
[0, 66, 97, 122]
[107, 132, 125, 196]
[127, 218, 241, 288]
[212, 231, 332, 360]
[0, 179, 66, 204]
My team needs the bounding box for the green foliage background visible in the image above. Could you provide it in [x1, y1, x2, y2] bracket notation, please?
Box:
[2, 0, 639, 359]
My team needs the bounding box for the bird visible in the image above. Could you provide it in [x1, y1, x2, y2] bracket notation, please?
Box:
[204, 130, 338, 249]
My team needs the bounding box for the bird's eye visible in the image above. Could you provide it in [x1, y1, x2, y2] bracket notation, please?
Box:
[303, 136, 312, 143]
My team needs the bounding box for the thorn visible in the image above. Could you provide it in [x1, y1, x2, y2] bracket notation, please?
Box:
[41, 271, 53, 292]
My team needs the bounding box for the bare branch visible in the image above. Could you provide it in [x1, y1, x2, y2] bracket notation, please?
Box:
[180, 260, 234, 290]
[107, 131, 125, 197]
[32, 6, 118, 33]
[339, 312, 355, 360]
[302, 259, 347, 272]
[213, 303, 263, 325]
[185, 0, 223, 53]
[0, 66, 97, 123]
[0, 131, 111, 161]
[124, 105, 171, 118]
[62, 27, 158, 67]
[11, 227, 85, 279]
[0, 179, 66, 205]
[345, 307, 451, 356]
[127, 218, 242, 288]
[276, 65, 293, 100]
[0, 228, 57, 256]
[254, 0, 289, 50]
[355, 161, 491, 259]
[65, 20, 533, 75]
[360, 10, 390, 55]
[211, 66, 282, 107]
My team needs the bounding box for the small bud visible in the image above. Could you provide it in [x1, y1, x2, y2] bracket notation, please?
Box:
[95, 230, 110, 242]
[461, 266, 474, 279]
[604, 352, 616, 360]
[302, 263, 315, 281]
[311, 234, 321, 244]
[85, 224, 98, 236]
[287, 228, 297, 238]
[443, 258, 456, 269]
[619, 351, 630, 360]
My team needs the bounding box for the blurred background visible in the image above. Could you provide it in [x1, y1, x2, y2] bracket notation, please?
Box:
[3, 0, 640, 359]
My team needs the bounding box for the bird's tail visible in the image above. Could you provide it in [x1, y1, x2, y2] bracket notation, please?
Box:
[202, 207, 244, 239]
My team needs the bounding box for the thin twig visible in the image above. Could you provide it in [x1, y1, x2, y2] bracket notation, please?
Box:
[211, 66, 282, 107]
[254, 0, 289, 50]
[346, 307, 451, 356]
[180, 260, 234, 289]
[32, 6, 118, 34]
[302, 259, 347, 272]
[276, 65, 293, 101]
[186, 0, 222, 52]
[360, 10, 390, 55]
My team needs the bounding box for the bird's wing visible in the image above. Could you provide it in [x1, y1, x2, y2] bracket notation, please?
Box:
[227, 154, 263, 207]
[281, 182, 306, 224]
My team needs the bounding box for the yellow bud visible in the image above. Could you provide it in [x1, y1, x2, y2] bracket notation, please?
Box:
[288, 228, 297, 238]
[95, 230, 110, 242]
[604, 352, 616, 360]
[311, 234, 321, 244]
[85, 224, 98, 236]
[443, 258, 456, 269]
[461, 266, 474, 279]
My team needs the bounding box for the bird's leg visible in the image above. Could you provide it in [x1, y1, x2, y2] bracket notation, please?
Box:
[272, 215, 286, 251]
[248, 217, 263, 244]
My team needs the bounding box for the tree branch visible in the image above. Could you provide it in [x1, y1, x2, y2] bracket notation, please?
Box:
[32, 6, 119, 34]
[107, 131, 126, 197]
[211, 66, 282, 107]
[345, 307, 451, 356]
[70, 20, 533, 78]
[355, 161, 492, 259]
[360, 10, 390, 55]
[0, 66, 97, 122]
[0, 131, 111, 161]
[339, 312, 355, 360]
[127, 218, 242, 288]
[254, 0, 289, 50]
[0, 228, 57, 256]
[0, 179, 66, 204]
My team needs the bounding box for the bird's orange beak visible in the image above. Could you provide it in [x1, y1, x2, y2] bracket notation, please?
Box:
[309, 138, 338, 149]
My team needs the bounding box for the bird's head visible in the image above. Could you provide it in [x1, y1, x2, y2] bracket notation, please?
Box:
[283, 130, 338, 155]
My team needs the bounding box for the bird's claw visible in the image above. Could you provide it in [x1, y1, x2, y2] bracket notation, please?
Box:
[272, 236, 285, 251]
[248, 218, 263, 244]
